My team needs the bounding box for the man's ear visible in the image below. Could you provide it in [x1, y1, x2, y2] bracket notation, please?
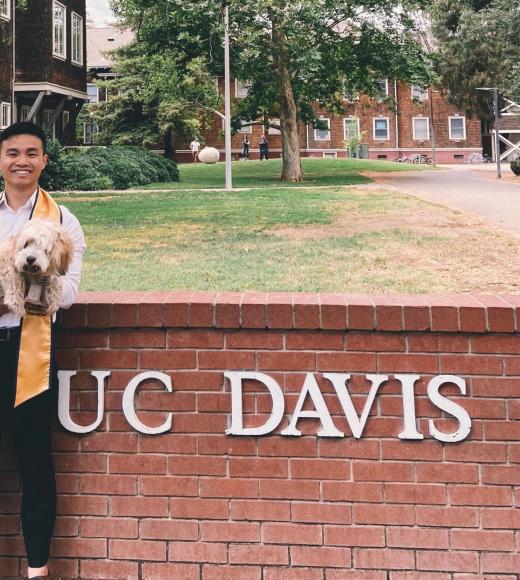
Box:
[42, 153, 49, 168]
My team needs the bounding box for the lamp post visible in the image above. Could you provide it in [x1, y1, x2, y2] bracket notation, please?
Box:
[429, 87, 437, 167]
[223, 0, 233, 191]
[476, 87, 501, 179]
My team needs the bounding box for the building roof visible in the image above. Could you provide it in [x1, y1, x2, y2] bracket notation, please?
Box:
[87, 27, 134, 69]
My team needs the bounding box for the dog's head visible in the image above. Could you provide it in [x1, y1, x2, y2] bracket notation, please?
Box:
[13, 219, 74, 277]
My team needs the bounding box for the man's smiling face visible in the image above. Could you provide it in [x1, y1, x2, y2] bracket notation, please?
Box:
[0, 134, 48, 192]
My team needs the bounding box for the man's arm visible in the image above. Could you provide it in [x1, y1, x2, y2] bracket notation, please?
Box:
[59, 208, 86, 309]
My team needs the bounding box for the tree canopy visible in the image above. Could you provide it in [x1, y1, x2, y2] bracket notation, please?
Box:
[109, 0, 434, 180]
[430, 0, 520, 116]
[88, 42, 219, 157]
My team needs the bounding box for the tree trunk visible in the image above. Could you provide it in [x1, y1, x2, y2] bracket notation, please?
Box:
[164, 128, 176, 161]
[271, 13, 302, 182]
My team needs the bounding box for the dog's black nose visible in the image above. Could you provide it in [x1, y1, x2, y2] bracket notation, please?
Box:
[26, 256, 36, 265]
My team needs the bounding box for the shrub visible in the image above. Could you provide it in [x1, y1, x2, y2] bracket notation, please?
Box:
[511, 159, 520, 176]
[57, 146, 179, 191]
[1, 143, 179, 191]
[40, 139, 65, 191]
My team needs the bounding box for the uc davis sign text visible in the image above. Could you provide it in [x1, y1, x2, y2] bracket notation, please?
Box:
[58, 370, 471, 442]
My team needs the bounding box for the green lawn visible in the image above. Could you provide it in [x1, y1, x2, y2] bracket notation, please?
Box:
[56, 161, 520, 294]
[138, 157, 430, 190]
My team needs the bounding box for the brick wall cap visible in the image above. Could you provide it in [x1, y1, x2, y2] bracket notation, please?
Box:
[67, 292, 520, 333]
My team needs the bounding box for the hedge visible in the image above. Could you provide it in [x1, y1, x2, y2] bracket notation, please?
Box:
[0, 142, 179, 191]
[511, 158, 520, 176]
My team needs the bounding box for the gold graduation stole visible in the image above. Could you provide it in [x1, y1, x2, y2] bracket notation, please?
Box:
[15, 188, 61, 407]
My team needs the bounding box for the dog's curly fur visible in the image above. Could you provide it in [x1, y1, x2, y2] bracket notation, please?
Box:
[0, 219, 74, 317]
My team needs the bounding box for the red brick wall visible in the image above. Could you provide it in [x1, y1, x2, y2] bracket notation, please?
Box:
[183, 80, 481, 163]
[2, 292, 520, 579]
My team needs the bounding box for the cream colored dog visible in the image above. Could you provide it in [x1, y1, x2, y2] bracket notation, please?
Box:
[0, 218, 74, 317]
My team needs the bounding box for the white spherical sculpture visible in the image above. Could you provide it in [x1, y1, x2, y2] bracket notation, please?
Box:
[198, 147, 220, 164]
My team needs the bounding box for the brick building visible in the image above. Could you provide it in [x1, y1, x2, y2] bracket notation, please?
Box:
[0, 0, 87, 144]
[192, 79, 482, 164]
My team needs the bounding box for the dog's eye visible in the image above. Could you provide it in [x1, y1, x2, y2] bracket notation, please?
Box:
[23, 242, 29, 249]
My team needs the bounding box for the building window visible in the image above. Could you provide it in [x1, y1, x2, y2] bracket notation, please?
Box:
[268, 118, 281, 135]
[53, 1, 66, 59]
[235, 80, 250, 99]
[413, 117, 429, 140]
[1, 102, 11, 128]
[449, 116, 466, 140]
[87, 83, 99, 103]
[412, 85, 428, 101]
[0, 0, 11, 20]
[314, 118, 331, 141]
[62, 110, 70, 131]
[42, 109, 55, 138]
[343, 117, 360, 141]
[20, 105, 30, 121]
[83, 122, 98, 144]
[238, 122, 252, 134]
[71, 12, 83, 65]
[373, 117, 389, 140]
[343, 89, 359, 102]
[375, 79, 389, 99]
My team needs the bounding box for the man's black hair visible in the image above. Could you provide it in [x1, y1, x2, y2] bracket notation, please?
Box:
[0, 122, 47, 153]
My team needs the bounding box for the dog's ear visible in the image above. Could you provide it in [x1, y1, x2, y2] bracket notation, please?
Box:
[54, 231, 74, 275]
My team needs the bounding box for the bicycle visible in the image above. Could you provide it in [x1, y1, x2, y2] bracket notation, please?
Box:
[467, 152, 493, 164]
[393, 155, 411, 163]
[410, 154, 432, 165]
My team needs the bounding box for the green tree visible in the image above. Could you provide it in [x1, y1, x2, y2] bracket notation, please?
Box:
[89, 42, 220, 157]
[111, 0, 433, 182]
[431, 0, 520, 116]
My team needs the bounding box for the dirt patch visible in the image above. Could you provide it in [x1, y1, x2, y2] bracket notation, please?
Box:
[479, 173, 520, 184]
[269, 185, 483, 240]
[58, 195, 121, 203]
[360, 169, 429, 179]
[266, 184, 520, 293]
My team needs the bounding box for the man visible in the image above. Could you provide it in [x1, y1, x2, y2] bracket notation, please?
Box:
[241, 135, 250, 160]
[190, 138, 200, 162]
[0, 122, 86, 579]
[259, 134, 269, 161]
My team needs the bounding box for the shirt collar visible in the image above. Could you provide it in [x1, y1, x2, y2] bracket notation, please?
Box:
[0, 188, 38, 212]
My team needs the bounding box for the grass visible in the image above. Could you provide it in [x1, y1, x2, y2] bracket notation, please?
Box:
[56, 160, 520, 294]
[137, 157, 431, 190]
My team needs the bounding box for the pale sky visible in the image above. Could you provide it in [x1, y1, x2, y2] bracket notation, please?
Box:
[86, 0, 116, 26]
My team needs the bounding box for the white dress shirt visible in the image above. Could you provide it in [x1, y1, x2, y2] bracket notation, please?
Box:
[0, 189, 86, 328]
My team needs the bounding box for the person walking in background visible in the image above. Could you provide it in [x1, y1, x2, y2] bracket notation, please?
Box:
[0, 122, 86, 579]
[259, 134, 269, 160]
[241, 135, 250, 160]
[190, 138, 200, 162]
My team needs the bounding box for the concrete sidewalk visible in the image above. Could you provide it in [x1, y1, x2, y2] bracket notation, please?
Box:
[373, 164, 520, 235]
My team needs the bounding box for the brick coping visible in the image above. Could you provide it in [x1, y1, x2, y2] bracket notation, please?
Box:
[58, 291, 520, 333]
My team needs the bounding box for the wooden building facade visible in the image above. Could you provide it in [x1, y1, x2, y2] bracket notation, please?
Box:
[0, 0, 87, 144]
